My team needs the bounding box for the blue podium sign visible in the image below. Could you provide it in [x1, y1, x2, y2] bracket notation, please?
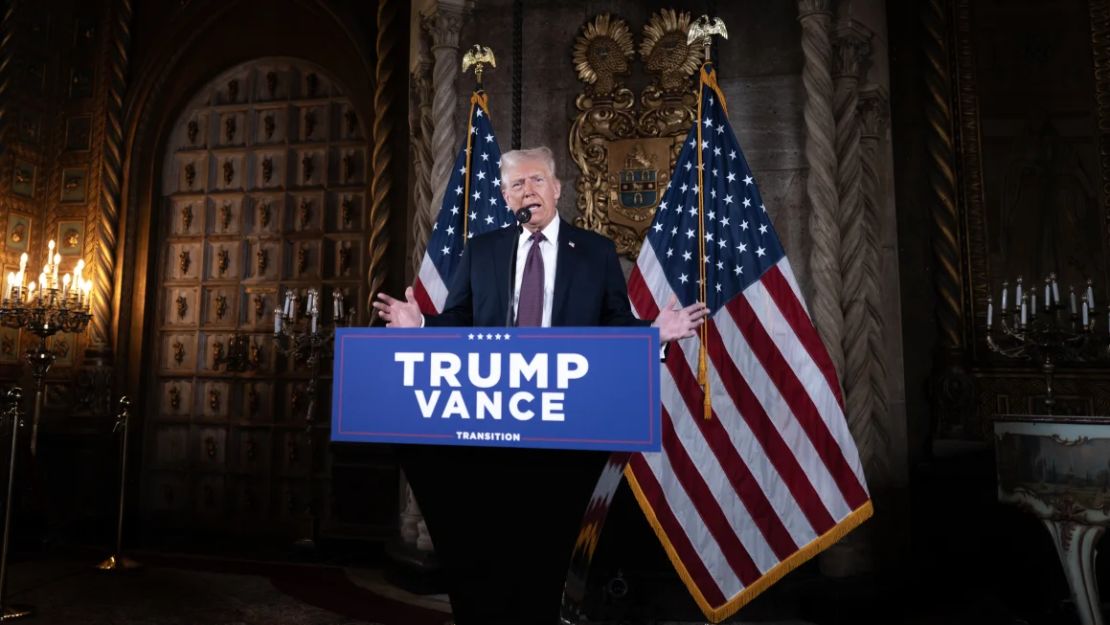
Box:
[331, 326, 660, 452]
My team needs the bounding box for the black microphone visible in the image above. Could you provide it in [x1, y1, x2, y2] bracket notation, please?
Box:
[515, 207, 532, 226]
[504, 207, 532, 326]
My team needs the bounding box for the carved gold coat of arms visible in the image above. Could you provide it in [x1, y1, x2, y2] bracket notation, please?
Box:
[570, 10, 703, 258]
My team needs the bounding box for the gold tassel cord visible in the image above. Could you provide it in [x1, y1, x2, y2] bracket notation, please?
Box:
[461, 91, 489, 243]
[696, 65, 711, 421]
[625, 463, 873, 623]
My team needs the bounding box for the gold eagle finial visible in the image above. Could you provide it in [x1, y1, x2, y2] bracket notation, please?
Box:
[461, 45, 497, 86]
[686, 15, 728, 61]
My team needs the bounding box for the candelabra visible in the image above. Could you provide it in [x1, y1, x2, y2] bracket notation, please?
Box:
[273, 287, 351, 548]
[0, 243, 93, 455]
[986, 274, 1110, 414]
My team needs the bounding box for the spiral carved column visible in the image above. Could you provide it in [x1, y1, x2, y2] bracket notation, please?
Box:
[923, 0, 963, 357]
[798, 0, 844, 376]
[366, 0, 400, 314]
[92, 0, 132, 352]
[409, 46, 435, 276]
[922, 0, 973, 438]
[833, 23, 883, 483]
[423, 3, 464, 230]
[0, 0, 16, 147]
[856, 85, 892, 485]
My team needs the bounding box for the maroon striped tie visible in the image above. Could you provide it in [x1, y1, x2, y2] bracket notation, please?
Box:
[516, 232, 545, 327]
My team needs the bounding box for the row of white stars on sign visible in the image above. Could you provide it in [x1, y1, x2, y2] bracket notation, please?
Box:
[467, 333, 511, 340]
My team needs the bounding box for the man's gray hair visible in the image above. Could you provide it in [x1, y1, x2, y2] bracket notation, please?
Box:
[500, 147, 557, 181]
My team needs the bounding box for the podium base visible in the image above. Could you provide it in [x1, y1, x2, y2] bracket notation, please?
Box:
[397, 444, 612, 625]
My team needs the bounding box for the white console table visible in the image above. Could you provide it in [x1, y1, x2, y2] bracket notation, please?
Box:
[995, 415, 1110, 625]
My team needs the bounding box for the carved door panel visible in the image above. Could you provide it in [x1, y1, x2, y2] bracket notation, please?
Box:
[144, 60, 371, 537]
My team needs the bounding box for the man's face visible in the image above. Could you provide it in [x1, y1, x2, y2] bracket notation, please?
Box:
[501, 157, 561, 232]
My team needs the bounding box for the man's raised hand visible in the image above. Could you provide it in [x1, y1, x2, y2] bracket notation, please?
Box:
[372, 287, 423, 327]
[652, 294, 709, 343]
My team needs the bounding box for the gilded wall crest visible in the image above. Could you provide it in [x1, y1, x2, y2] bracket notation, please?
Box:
[570, 10, 702, 258]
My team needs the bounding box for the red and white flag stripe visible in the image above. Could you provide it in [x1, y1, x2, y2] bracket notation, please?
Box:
[626, 242, 873, 621]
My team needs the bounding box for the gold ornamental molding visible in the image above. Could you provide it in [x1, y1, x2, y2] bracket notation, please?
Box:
[953, 0, 989, 362]
[570, 10, 703, 259]
[1090, 1, 1110, 253]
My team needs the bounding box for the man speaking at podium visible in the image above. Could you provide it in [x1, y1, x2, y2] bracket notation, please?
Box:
[371, 147, 706, 625]
[373, 146, 706, 336]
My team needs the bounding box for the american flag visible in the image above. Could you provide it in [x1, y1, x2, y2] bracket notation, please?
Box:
[625, 63, 873, 622]
[412, 91, 512, 314]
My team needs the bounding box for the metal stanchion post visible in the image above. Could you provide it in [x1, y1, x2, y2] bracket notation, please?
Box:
[97, 396, 140, 571]
[0, 387, 32, 620]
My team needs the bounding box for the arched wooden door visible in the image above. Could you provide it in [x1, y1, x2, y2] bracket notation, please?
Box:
[142, 58, 376, 539]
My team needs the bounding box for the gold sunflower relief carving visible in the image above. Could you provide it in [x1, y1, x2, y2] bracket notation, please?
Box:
[640, 9, 703, 95]
[572, 13, 634, 98]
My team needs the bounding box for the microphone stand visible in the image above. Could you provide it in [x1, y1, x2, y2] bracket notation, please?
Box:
[0, 388, 32, 620]
[504, 208, 532, 327]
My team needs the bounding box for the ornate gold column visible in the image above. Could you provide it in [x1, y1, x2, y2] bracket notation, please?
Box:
[924, 0, 971, 436]
[91, 0, 132, 354]
[367, 0, 401, 310]
[0, 0, 14, 145]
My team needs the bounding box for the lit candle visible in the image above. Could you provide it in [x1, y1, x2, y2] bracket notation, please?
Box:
[987, 297, 993, 329]
[82, 280, 91, 309]
[273, 308, 283, 334]
[1015, 277, 1023, 306]
[1001, 281, 1009, 311]
[1087, 279, 1095, 311]
[1044, 279, 1051, 311]
[27, 281, 35, 303]
[1052, 275, 1060, 306]
[18, 253, 27, 274]
[62, 274, 71, 302]
[1020, 298, 1027, 327]
[1082, 301, 1090, 329]
[52, 253, 60, 286]
[311, 311, 318, 335]
[46, 242, 54, 287]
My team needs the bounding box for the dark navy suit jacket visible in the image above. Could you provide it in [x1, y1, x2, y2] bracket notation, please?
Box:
[424, 220, 649, 328]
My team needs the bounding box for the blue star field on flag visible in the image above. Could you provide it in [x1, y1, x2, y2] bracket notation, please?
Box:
[426, 93, 513, 283]
[644, 63, 786, 314]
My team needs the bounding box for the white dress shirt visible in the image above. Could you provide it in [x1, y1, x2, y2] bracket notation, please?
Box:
[512, 217, 560, 327]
